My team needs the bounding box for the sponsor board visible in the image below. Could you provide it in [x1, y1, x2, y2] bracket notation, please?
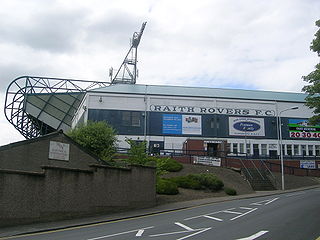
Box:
[193, 156, 221, 167]
[289, 119, 320, 139]
[229, 117, 265, 136]
[300, 160, 316, 169]
[163, 114, 201, 135]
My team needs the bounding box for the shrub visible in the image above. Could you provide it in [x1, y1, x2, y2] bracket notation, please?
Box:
[67, 121, 117, 161]
[156, 178, 179, 195]
[192, 173, 224, 191]
[170, 175, 203, 190]
[156, 157, 183, 172]
[125, 139, 148, 165]
[170, 173, 224, 191]
[224, 187, 237, 196]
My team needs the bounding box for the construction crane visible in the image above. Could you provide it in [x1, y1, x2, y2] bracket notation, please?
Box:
[110, 22, 147, 84]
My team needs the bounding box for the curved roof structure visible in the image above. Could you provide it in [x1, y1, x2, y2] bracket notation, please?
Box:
[4, 76, 109, 139]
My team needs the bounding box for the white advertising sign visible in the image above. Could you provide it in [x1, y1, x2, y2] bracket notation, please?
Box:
[49, 141, 70, 161]
[182, 115, 202, 135]
[229, 117, 265, 137]
[193, 156, 221, 167]
[300, 160, 316, 169]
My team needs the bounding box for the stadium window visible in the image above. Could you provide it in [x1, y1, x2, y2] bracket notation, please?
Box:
[308, 145, 313, 156]
[287, 145, 292, 156]
[122, 112, 141, 127]
[232, 143, 238, 154]
[301, 145, 306, 156]
[315, 145, 320, 156]
[239, 143, 244, 154]
[131, 112, 141, 127]
[210, 118, 214, 128]
[261, 144, 267, 156]
[294, 145, 299, 155]
[246, 144, 251, 155]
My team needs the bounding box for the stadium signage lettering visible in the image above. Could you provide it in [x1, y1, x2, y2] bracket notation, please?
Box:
[150, 105, 274, 116]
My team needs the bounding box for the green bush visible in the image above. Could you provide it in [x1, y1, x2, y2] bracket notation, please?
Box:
[170, 173, 224, 191]
[156, 157, 183, 172]
[125, 139, 148, 165]
[67, 121, 117, 161]
[156, 178, 179, 195]
[192, 173, 224, 191]
[170, 175, 203, 190]
[224, 187, 237, 195]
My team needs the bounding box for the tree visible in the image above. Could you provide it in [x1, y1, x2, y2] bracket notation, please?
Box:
[67, 121, 117, 161]
[125, 138, 148, 165]
[302, 20, 320, 124]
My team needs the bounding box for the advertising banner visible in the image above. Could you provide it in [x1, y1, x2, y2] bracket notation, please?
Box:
[163, 114, 201, 135]
[300, 160, 316, 169]
[193, 156, 221, 166]
[229, 117, 265, 136]
[289, 119, 320, 139]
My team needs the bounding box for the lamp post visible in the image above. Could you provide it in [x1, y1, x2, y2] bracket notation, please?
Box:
[278, 106, 299, 190]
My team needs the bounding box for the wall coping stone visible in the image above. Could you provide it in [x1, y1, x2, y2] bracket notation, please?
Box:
[41, 165, 94, 174]
[0, 168, 45, 176]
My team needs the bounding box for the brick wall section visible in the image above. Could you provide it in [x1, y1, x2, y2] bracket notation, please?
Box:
[224, 158, 320, 177]
[0, 165, 156, 227]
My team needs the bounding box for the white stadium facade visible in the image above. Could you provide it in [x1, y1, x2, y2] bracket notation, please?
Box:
[4, 76, 320, 160]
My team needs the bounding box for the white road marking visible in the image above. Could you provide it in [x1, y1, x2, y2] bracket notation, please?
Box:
[265, 197, 279, 205]
[184, 208, 236, 220]
[135, 229, 145, 237]
[177, 228, 211, 240]
[230, 208, 258, 221]
[236, 230, 269, 240]
[250, 197, 279, 206]
[223, 210, 242, 215]
[175, 222, 194, 231]
[240, 207, 254, 210]
[286, 192, 305, 197]
[87, 226, 154, 239]
[149, 227, 211, 240]
[203, 215, 223, 221]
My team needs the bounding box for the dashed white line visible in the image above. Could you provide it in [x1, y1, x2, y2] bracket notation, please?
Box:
[223, 210, 242, 215]
[87, 226, 154, 240]
[230, 208, 258, 221]
[250, 197, 279, 206]
[240, 207, 254, 210]
[135, 229, 145, 237]
[203, 215, 223, 221]
[236, 230, 269, 240]
[175, 222, 194, 231]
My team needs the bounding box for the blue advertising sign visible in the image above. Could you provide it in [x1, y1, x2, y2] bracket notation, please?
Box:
[163, 114, 182, 134]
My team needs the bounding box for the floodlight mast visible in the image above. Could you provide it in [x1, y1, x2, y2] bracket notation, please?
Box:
[110, 22, 147, 85]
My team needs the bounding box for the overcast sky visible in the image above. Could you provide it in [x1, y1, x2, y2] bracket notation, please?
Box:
[1, 0, 319, 145]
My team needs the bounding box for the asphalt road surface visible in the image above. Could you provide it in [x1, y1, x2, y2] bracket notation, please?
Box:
[1, 188, 320, 240]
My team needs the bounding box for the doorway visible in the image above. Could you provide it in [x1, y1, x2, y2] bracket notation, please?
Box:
[207, 143, 218, 157]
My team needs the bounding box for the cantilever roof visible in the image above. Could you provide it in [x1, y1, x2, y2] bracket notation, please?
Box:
[90, 84, 307, 103]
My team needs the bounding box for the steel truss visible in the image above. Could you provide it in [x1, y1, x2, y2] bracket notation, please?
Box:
[4, 76, 109, 139]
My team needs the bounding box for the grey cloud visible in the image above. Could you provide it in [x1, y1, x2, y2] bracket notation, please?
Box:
[85, 12, 144, 48]
[0, 8, 88, 53]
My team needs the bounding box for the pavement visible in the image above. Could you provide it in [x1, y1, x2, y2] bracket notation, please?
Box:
[1, 184, 319, 238]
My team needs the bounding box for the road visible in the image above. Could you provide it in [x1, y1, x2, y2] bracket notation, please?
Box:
[1, 188, 320, 240]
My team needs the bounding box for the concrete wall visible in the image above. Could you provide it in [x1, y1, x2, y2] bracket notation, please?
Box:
[0, 132, 99, 172]
[0, 164, 156, 227]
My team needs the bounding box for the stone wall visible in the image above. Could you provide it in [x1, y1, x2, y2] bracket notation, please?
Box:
[0, 164, 156, 227]
[0, 132, 100, 172]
